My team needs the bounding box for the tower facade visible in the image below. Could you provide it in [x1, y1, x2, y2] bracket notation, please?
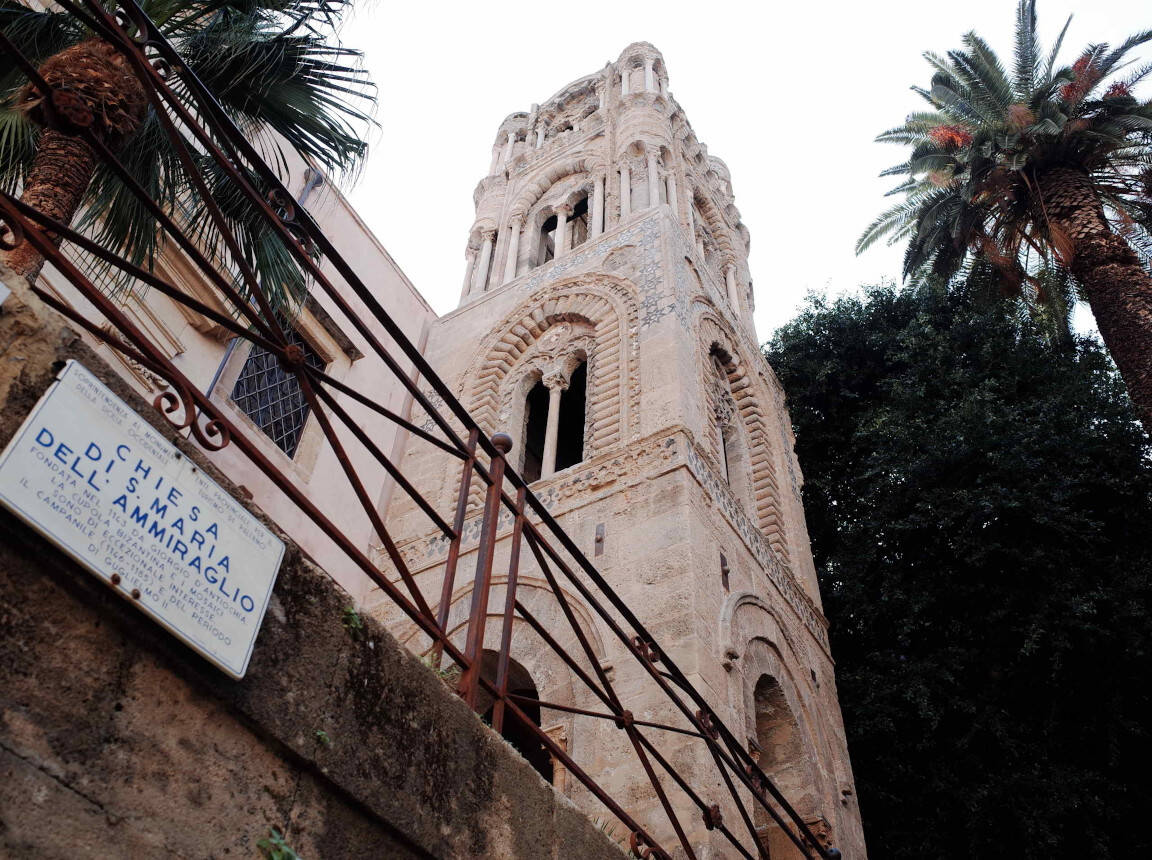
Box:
[378, 43, 866, 858]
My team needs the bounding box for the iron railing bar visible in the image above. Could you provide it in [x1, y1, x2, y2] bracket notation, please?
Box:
[631, 729, 759, 860]
[9, 214, 465, 669]
[504, 695, 707, 740]
[511, 599, 616, 713]
[305, 366, 467, 460]
[307, 381, 456, 538]
[433, 427, 479, 666]
[495, 695, 671, 860]
[88, 0, 476, 454]
[0, 196, 277, 352]
[287, 369, 438, 620]
[515, 497, 830, 854]
[520, 528, 703, 858]
[456, 437, 509, 709]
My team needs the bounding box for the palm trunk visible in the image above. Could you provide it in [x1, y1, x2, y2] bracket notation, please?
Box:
[0, 128, 97, 283]
[1038, 166, 1152, 434]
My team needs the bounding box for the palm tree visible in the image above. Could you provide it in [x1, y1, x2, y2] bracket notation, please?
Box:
[858, 0, 1152, 432]
[0, 0, 373, 310]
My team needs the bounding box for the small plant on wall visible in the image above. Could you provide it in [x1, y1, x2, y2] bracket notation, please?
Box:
[257, 827, 301, 860]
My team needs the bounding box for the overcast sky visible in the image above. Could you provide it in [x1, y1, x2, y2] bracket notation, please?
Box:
[340, 0, 1148, 342]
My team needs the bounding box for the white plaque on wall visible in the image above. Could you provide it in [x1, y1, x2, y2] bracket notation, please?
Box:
[0, 360, 284, 679]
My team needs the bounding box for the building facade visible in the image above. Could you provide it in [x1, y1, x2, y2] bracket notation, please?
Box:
[34, 152, 437, 603]
[377, 43, 866, 858]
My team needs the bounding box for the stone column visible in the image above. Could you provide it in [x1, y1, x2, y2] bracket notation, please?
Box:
[725, 263, 741, 316]
[541, 371, 569, 479]
[644, 58, 655, 92]
[461, 246, 477, 300]
[472, 230, 495, 295]
[502, 216, 522, 284]
[591, 174, 605, 237]
[554, 204, 571, 258]
[666, 173, 679, 222]
[536, 127, 545, 148]
[502, 132, 515, 165]
[647, 150, 660, 209]
[619, 165, 631, 219]
[621, 67, 630, 97]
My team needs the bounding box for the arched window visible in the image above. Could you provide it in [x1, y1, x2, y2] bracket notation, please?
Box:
[519, 359, 588, 482]
[709, 349, 751, 508]
[477, 650, 554, 782]
[555, 361, 586, 471]
[522, 377, 549, 483]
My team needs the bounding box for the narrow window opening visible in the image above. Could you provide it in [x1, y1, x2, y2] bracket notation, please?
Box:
[569, 195, 590, 250]
[719, 420, 732, 483]
[538, 215, 557, 265]
[522, 379, 549, 482]
[555, 361, 587, 472]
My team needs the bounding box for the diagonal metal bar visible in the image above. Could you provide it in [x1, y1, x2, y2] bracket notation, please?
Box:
[308, 380, 455, 538]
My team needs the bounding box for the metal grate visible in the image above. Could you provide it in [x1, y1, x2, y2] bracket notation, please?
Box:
[230, 322, 325, 457]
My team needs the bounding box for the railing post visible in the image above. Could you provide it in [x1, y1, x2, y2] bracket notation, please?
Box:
[432, 426, 480, 667]
[491, 485, 527, 734]
[457, 432, 513, 709]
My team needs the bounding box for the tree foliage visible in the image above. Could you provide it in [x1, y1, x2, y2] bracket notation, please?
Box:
[858, 0, 1152, 285]
[0, 0, 375, 309]
[766, 284, 1152, 858]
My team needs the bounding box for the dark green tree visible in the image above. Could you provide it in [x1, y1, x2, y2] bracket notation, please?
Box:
[766, 283, 1152, 858]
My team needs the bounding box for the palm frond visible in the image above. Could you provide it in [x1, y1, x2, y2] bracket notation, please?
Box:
[1013, 0, 1039, 98]
[1044, 14, 1073, 83]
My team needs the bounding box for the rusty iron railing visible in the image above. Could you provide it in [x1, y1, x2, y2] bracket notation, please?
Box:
[0, 5, 839, 857]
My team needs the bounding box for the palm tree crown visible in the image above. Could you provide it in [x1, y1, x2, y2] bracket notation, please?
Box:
[0, 0, 375, 309]
[859, 0, 1152, 432]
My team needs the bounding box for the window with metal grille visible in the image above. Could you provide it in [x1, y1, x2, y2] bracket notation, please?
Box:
[230, 324, 325, 457]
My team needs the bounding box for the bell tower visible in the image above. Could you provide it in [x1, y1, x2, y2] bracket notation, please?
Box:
[379, 43, 866, 858]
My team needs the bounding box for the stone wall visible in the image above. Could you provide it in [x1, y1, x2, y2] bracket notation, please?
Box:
[0, 269, 623, 859]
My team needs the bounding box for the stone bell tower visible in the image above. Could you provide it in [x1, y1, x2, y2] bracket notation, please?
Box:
[378, 43, 866, 858]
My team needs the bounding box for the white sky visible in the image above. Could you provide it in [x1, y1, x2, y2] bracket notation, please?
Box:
[342, 0, 1149, 342]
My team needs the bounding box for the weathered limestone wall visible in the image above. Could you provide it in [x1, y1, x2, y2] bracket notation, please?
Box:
[0, 270, 623, 860]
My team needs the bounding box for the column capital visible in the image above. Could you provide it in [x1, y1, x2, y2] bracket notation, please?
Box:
[554, 203, 572, 216]
[480, 228, 496, 242]
[542, 370, 570, 392]
[508, 213, 524, 227]
[465, 246, 478, 260]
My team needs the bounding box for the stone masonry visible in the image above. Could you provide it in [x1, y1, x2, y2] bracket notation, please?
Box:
[373, 43, 868, 858]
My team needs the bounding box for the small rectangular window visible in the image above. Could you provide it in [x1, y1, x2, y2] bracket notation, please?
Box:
[230, 321, 325, 458]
